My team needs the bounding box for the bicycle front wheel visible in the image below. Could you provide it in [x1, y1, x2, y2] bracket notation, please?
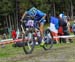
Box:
[22, 33, 35, 54]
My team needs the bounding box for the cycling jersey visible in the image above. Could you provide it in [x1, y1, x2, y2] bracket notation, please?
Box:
[24, 7, 46, 29]
[27, 7, 46, 25]
[26, 20, 34, 27]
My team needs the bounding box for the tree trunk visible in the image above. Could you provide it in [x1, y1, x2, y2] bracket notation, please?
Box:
[71, 1, 73, 20]
[8, 15, 12, 28]
[5, 15, 8, 28]
[53, 3, 56, 16]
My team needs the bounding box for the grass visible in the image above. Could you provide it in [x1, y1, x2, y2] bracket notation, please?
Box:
[0, 40, 75, 62]
[0, 44, 23, 58]
[0, 41, 75, 57]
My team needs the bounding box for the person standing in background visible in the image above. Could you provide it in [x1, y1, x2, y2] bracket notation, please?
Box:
[1, 33, 7, 48]
[59, 13, 73, 43]
[11, 29, 17, 40]
[67, 18, 71, 33]
[49, 13, 59, 44]
[72, 21, 75, 35]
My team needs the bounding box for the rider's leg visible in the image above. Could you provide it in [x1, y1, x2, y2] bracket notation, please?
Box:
[40, 24, 44, 38]
[40, 24, 45, 45]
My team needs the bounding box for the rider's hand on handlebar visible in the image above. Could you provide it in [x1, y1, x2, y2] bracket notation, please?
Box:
[20, 19, 23, 23]
[20, 19, 26, 23]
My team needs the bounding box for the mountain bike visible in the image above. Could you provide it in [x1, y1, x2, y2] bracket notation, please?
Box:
[20, 20, 54, 54]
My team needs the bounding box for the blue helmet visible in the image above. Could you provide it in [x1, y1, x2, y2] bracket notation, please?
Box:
[28, 7, 37, 17]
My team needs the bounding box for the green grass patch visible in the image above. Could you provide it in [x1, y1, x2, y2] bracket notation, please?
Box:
[53, 40, 75, 48]
[0, 41, 75, 58]
[0, 44, 23, 58]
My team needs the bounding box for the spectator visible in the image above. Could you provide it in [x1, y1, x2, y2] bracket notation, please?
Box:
[16, 29, 20, 39]
[2, 33, 7, 39]
[67, 18, 71, 33]
[49, 13, 59, 44]
[1, 33, 7, 48]
[58, 18, 64, 43]
[59, 13, 73, 43]
[72, 21, 75, 35]
[11, 29, 16, 40]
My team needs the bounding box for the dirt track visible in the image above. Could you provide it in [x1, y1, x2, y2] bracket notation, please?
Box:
[0, 43, 75, 62]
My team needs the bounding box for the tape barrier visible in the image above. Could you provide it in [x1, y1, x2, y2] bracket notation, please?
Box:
[54, 35, 75, 38]
[0, 38, 23, 45]
[0, 35, 75, 45]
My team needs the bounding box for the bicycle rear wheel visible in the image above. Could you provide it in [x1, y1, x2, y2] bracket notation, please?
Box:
[22, 33, 35, 54]
[43, 29, 53, 50]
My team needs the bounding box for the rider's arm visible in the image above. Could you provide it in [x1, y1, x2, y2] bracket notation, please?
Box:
[41, 14, 46, 19]
[37, 10, 46, 21]
[20, 11, 27, 21]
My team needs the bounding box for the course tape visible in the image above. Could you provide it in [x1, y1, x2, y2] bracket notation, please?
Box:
[0, 39, 23, 45]
[0, 35, 75, 45]
[54, 35, 75, 38]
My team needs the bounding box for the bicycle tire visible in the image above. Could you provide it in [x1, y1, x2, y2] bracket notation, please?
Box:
[43, 29, 53, 50]
[22, 32, 35, 54]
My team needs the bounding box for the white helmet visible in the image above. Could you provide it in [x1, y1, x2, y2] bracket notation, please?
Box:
[59, 13, 64, 19]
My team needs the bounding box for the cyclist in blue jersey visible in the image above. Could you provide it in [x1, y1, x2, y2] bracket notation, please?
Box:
[20, 7, 47, 46]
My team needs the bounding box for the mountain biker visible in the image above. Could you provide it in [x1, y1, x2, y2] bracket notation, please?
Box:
[20, 7, 46, 46]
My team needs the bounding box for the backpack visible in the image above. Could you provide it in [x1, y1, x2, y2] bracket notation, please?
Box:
[72, 24, 75, 31]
